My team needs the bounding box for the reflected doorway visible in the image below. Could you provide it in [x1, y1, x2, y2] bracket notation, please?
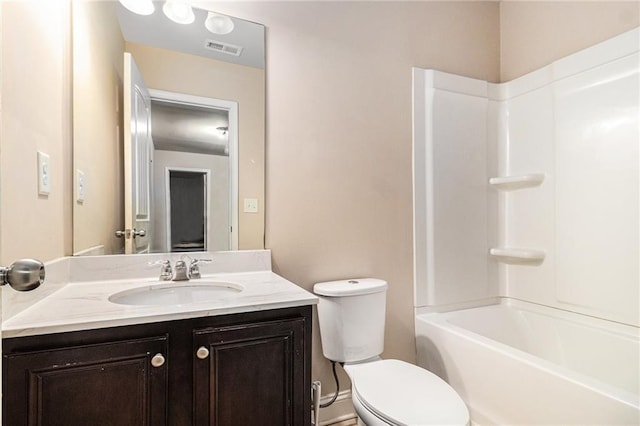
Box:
[167, 169, 208, 252]
[149, 89, 238, 252]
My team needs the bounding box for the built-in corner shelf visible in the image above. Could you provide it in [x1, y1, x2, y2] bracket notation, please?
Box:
[489, 248, 545, 265]
[489, 173, 545, 191]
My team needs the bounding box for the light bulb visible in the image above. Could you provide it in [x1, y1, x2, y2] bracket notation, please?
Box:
[119, 0, 155, 16]
[205, 12, 234, 35]
[163, 0, 195, 25]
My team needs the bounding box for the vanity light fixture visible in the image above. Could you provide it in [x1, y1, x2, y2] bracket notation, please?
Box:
[119, 1, 235, 37]
[118, 0, 154, 16]
[163, 0, 195, 24]
[205, 12, 235, 35]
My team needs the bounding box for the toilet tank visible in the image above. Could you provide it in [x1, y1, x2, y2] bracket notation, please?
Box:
[314, 278, 388, 363]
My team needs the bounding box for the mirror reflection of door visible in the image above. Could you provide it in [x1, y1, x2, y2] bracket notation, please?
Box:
[123, 64, 237, 253]
[167, 170, 208, 252]
[123, 52, 152, 254]
[149, 95, 234, 252]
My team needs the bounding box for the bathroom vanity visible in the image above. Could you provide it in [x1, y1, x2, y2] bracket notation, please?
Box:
[2, 251, 316, 425]
[4, 306, 310, 425]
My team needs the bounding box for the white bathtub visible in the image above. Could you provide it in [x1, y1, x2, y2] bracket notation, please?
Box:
[415, 299, 639, 425]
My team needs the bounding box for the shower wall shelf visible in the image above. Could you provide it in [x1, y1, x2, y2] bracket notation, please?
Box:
[489, 248, 545, 265]
[489, 173, 545, 190]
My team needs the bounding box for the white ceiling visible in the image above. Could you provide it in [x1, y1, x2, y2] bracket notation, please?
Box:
[116, 1, 265, 69]
[151, 100, 229, 156]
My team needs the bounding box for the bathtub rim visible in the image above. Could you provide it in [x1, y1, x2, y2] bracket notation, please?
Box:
[416, 297, 639, 338]
[415, 297, 640, 410]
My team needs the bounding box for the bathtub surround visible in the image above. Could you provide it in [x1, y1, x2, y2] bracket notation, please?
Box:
[413, 27, 639, 423]
[414, 26, 639, 326]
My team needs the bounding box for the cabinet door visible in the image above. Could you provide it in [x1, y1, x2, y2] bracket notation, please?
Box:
[193, 318, 306, 426]
[3, 336, 168, 426]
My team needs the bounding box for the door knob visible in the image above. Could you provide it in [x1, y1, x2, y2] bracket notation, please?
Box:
[196, 346, 210, 359]
[151, 353, 165, 367]
[0, 259, 45, 291]
[132, 228, 146, 238]
[114, 229, 146, 238]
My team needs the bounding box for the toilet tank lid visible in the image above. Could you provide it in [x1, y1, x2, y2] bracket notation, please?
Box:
[313, 278, 387, 297]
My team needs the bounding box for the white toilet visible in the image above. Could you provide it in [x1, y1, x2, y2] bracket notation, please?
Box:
[314, 278, 469, 426]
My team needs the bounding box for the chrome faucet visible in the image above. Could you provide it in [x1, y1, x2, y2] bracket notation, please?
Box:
[150, 258, 212, 281]
[173, 260, 189, 281]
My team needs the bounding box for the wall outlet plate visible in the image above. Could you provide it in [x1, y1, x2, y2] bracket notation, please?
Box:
[37, 151, 51, 196]
[77, 170, 85, 203]
[243, 198, 258, 213]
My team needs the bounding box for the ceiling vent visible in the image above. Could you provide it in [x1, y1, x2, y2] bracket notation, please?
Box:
[204, 39, 244, 57]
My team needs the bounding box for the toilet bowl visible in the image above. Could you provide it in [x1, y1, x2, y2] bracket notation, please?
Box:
[314, 279, 469, 426]
[345, 359, 469, 425]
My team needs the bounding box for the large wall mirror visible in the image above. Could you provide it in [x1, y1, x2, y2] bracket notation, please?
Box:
[72, 1, 265, 256]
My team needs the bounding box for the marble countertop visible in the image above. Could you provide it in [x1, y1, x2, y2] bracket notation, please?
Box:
[3, 270, 318, 338]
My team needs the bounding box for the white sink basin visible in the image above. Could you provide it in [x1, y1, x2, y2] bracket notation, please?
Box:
[109, 281, 244, 306]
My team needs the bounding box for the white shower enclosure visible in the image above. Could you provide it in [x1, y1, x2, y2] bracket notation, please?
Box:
[412, 27, 639, 424]
[413, 27, 639, 326]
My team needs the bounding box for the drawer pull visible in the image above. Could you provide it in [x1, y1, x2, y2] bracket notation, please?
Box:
[196, 346, 210, 359]
[151, 353, 165, 367]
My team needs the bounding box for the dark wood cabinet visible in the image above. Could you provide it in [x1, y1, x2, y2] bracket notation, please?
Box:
[193, 318, 306, 426]
[4, 336, 168, 426]
[3, 306, 312, 426]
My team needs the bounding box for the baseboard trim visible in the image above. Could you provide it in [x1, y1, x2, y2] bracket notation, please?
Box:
[321, 414, 358, 426]
[317, 389, 356, 426]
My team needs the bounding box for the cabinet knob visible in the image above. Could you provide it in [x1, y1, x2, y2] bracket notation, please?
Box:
[196, 346, 210, 359]
[151, 353, 165, 367]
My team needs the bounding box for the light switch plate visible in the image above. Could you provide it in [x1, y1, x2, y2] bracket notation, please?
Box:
[243, 198, 258, 213]
[77, 170, 85, 203]
[37, 151, 51, 195]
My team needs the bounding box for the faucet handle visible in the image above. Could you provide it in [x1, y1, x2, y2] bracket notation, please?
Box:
[189, 258, 212, 266]
[148, 260, 172, 281]
[189, 259, 212, 279]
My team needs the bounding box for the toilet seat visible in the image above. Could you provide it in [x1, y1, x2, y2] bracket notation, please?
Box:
[344, 359, 469, 426]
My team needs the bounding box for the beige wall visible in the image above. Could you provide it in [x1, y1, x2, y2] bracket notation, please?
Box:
[73, 1, 125, 255]
[265, 0, 499, 389]
[125, 42, 265, 250]
[0, 1, 72, 265]
[500, 1, 640, 81]
[208, 0, 501, 394]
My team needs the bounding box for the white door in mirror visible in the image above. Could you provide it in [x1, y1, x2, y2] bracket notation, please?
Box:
[124, 52, 152, 254]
